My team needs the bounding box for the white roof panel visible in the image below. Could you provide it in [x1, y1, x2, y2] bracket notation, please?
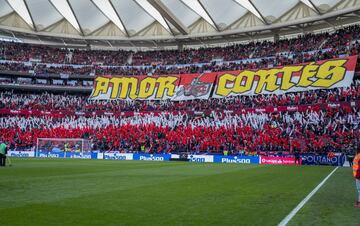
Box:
[68, 0, 109, 33]
[252, 0, 299, 21]
[50, 0, 81, 31]
[25, 0, 63, 30]
[0, 0, 358, 40]
[135, 0, 171, 32]
[311, 0, 341, 11]
[181, 0, 216, 28]
[199, 0, 248, 29]
[161, 0, 200, 27]
[92, 0, 126, 34]
[0, 0, 13, 17]
[111, 0, 155, 35]
[7, 0, 34, 27]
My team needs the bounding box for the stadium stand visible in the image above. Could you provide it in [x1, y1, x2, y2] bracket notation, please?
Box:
[1, 25, 360, 78]
[0, 25, 360, 155]
[2, 1, 360, 225]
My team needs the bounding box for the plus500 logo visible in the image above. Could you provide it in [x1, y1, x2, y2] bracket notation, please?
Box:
[105, 155, 127, 160]
[221, 157, 251, 164]
[139, 155, 164, 161]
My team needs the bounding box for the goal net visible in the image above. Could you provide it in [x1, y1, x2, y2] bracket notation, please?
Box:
[36, 138, 92, 154]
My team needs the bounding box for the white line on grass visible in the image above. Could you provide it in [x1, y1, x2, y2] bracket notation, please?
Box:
[278, 166, 339, 226]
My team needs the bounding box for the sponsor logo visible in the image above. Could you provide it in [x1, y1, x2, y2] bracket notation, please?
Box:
[221, 156, 251, 164]
[47, 153, 60, 158]
[139, 154, 164, 161]
[104, 153, 128, 160]
[10, 153, 31, 157]
[69, 153, 92, 159]
[261, 157, 295, 165]
[38, 153, 48, 158]
[188, 155, 206, 162]
[302, 155, 339, 165]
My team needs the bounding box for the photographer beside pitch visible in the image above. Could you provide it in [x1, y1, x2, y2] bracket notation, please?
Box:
[353, 149, 360, 208]
[0, 141, 7, 167]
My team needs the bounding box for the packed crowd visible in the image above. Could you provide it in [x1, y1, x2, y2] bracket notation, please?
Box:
[0, 108, 358, 154]
[1, 79, 359, 112]
[0, 79, 359, 153]
[1, 25, 360, 78]
[0, 25, 360, 154]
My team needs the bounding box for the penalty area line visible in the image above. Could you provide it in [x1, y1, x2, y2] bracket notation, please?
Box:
[278, 166, 339, 226]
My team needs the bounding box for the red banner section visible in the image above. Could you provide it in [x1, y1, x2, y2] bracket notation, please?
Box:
[90, 56, 357, 100]
[1, 101, 358, 118]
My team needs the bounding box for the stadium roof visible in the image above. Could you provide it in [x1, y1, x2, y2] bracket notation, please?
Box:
[0, 0, 360, 48]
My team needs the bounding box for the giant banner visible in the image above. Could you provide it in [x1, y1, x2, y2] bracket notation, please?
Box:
[90, 56, 357, 100]
[213, 55, 357, 98]
[90, 73, 217, 101]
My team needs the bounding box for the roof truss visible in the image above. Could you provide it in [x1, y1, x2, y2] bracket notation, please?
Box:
[301, 0, 321, 14]
[6, 0, 34, 29]
[134, 0, 173, 35]
[91, 0, 128, 36]
[233, 0, 267, 24]
[181, 0, 219, 30]
[147, 0, 189, 35]
[49, 0, 82, 34]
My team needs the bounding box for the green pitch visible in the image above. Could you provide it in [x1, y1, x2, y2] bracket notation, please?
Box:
[0, 158, 358, 226]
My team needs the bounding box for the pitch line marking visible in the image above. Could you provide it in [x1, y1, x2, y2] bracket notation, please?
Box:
[278, 166, 339, 226]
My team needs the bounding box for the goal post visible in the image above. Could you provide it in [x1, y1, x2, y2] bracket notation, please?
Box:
[36, 138, 92, 158]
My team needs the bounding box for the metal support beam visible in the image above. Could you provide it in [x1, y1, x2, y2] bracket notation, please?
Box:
[324, 18, 336, 28]
[66, 0, 84, 36]
[109, 0, 129, 37]
[181, 0, 219, 30]
[233, 0, 268, 24]
[6, 0, 35, 29]
[300, 0, 321, 14]
[134, 0, 173, 35]
[197, 0, 220, 31]
[23, 0, 37, 31]
[248, 0, 268, 24]
[91, 0, 129, 37]
[148, 0, 189, 35]
[49, 0, 83, 35]
[307, 0, 322, 14]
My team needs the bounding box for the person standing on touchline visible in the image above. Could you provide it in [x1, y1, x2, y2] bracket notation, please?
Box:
[353, 149, 360, 208]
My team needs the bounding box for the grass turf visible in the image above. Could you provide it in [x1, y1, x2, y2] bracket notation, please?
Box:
[0, 158, 357, 226]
